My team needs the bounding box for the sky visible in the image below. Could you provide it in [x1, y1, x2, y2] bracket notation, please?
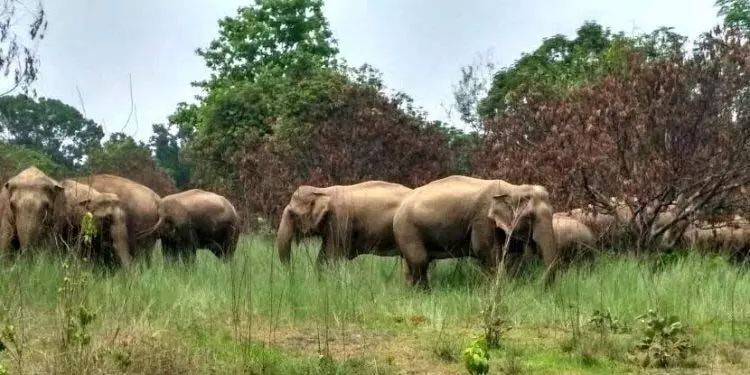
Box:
[7, 0, 722, 142]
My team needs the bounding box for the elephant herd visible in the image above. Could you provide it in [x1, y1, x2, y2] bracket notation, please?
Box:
[276, 175, 750, 289]
[0, 166, 240, 269]
[4, 165, 744, 288]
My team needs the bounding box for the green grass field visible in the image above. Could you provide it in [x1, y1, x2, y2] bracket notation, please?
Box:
[0, 235, 749, 374]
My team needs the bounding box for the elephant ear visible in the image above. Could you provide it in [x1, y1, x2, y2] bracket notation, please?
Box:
[311, 192, 331, 229]
[489, 194, 513, 233]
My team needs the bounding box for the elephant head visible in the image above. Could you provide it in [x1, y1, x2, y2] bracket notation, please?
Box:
[487, 186, 557, 281]
[76, 192, 131, 268]
[276, 186, 331, 264]
[149, 199, 190, 238]
[3, 166, 65, 249]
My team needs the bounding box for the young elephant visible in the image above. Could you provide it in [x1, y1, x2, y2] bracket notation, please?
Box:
[392, 175, 558, 289]
[0, 166, 66, 257]
[59, 179, 132, 269]
[276, 181, 413, 265]
[552, 213, 596, 265]
[69, 174, 161, 265]
[150, 189, 240, 263]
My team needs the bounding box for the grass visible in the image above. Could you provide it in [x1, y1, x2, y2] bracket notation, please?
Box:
[0, 235, 749, 374]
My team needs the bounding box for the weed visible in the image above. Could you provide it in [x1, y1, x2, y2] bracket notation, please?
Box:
[462, 334, 490, 374]
[588, 309, 628, 334]
[632, 309, 695, 368]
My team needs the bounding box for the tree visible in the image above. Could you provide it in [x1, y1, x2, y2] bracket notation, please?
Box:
[449, 51, 496, 133]
[87, 133, 177, 197]
[477, 21, 685, 120]
[149, 123, 192, 188]
[475, 25, 750, 252]
[0, 141, 70, 182]
[716, 0, 750, 30]
[170, 0, 343, 188]
[0, 94, 104, 169]
[194, 0, 338, 89]
[0, 0, 48, 96]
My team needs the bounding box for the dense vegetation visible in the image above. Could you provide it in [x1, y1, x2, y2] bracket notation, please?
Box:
[2, 0, 750, 373]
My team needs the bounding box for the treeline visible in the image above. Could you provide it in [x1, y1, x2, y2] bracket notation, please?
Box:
[3, 0, 750, 243]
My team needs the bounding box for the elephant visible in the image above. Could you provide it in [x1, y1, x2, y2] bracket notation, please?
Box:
[552, 213, 596, 265]
[558, 198, 635, 248]
[148, 189, 240, 263]
[276, 180, 413, 265]
[58, 179, 132, 269]
[666, 217, 750, 261]
[391, 175, 558, 289]
[0, 166, 67, 257]
[69, 174, 160, 265]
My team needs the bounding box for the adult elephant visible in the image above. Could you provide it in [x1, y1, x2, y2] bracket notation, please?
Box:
[0, 166, 66, 257]
[392, 175, 558, 289]
[59, 179, 132, 269]
[148, 189, 240, 263]
[69, 174, 160, 265]
[276, 181, 413, 265]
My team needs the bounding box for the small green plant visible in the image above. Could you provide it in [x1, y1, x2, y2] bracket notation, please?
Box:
[56, 261, 97, 373]
[588, 309, 628, 333]
[80, 211, 97, 247]
[0, 319, 23, 373]
[462, 335, 490, 375]
[633, 309, 695, 368]
[0, 363, 8, 375]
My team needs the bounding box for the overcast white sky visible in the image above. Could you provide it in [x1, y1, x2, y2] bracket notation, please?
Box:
[8, 0, 721, 141]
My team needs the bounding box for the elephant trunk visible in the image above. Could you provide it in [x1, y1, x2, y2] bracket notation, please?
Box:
[16, 211, 44, 250]
[110, 210, 133, 270]
[276, 206, 295, 264]
[533, 208, 559, 287]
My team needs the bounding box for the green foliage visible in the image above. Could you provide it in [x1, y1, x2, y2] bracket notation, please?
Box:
[0, 141, 71, 179]
[80, 212, 96, 247]
[716, 0, 750, 30]
[194, 0, 338, 89]
[588, 309, 629, 334]
[633, 309, 695, 368]
[462, 335, 490, 375]
[477, 21, 687, 119]
[0, 0, 48, 96]
[149, 123, 192, 188]
[0, 94, 104, 168]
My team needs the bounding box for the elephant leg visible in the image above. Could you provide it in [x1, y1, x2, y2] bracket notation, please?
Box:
[395, 225, 430, 289]
[502, 239, 528, 277]
[0, 219, 15, 261]
[161, 239, 180, 263]
[315, 241, 330, 267]
[183, 246, 197, 264]
[214, 227, 239, 261]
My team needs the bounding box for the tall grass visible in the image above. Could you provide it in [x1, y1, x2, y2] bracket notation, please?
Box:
[0, 235, 748, 373]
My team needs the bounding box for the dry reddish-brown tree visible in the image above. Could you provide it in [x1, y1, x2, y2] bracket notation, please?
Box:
[232, 82, 455, 230]
[475, 26, 750, 252]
